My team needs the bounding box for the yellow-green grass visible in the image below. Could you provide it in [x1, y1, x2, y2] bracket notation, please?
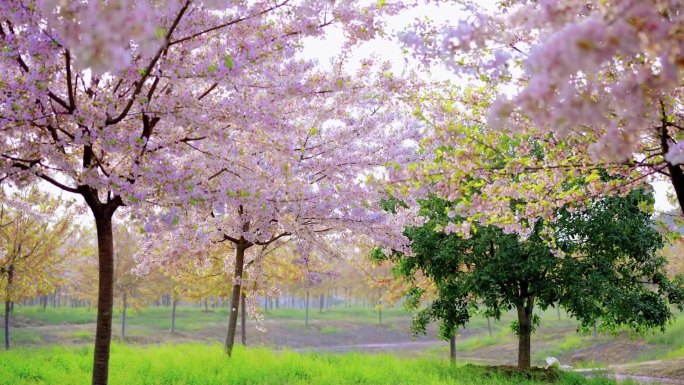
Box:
[0, 343, 616, 385]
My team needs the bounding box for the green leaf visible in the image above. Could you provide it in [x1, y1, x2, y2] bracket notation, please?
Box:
[223, 54, 234, 70]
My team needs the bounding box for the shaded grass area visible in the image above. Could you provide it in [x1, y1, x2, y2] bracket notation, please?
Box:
[0, 343, 615, 385]
[638, 314, 684, 361]
[0, 329, 43, 345]
[533, 335, 591, 363]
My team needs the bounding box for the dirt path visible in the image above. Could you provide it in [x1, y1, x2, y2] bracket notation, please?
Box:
[577, 368, 684, 384]
[293, 340, 445, 353]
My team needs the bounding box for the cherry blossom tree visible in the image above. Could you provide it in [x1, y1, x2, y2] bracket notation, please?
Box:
[402, 1, 684, 215]
[0, 1, 409, 383]
[0, 186, 76, 350]
[136, 61, 421, 355]
[393, 83, 644, 236]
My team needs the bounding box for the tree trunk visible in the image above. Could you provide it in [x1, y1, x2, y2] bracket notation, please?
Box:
[449, 335, 457, 362]
[4, 264, 13, 350]
[659, 119, 684, 215]
[557, 306, 561, 321]
[593, 318, 599, 338]
[319, 293, 324, 313]
[516, 297, 534, 370]
[92, 211, 116, 385]
[121, 294, 127, 340]
[486, 316, 492, 337]
[224, 240, 247, 356]
[171, 299, 177, 333]
[378, 297, 383, 324]
[305, 288, 310, 327]
[240, 292, 246, 346]
[204, 298, 208, 312]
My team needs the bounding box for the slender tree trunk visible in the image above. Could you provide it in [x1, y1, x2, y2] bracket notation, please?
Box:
[557, 306, 561, 321]
[204, 298, 208, 312]
[3, 298, 9, 351]
[240, 292, 246, 346]
[319, 293, 324, 313]
[593, 318, 599, 338]
[449, 335, 457, 362]
[378, 297, 383, 324]
[486, 317, 492, 337]
[516, 297, 534, 370]
[305, 288, 310, 327]
[121, 294, 127, 340]
[92, 211, 116, 385]
[225, 241, 247, 356]
[4, 264, 13, 350]
[171, 299, 177, 333]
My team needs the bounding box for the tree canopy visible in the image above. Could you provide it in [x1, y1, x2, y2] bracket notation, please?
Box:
[379, 189, 684, 369]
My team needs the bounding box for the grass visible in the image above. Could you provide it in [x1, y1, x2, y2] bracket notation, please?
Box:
[0, 343, 616, 385]
[637, 315, 684, 361]
[0, 330, 43, 345]
[12, 306, 97, 325]
[263, 306, 409, 323]
[534, 335, 590, 363]
[458, 329, 514, 353]
[320, 326, 341, 335]
[11, 305, 406, 329]
[68, 331, 93, 342]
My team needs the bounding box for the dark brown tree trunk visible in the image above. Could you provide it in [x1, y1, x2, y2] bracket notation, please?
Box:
[449, 335, 456, 362]
[516, 297, 534, 369]
[659, 115, 684, 215]
[4, 264, 13, 350]
[92, 211, 116, 385]
[240, 292, 246, 346]
[224, 240, 246, 356]
[669, 166, 684, 215]
[171, 299, 177, 333]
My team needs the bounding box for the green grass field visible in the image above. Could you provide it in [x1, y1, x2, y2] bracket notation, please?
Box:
[0, 344, 615, 385]
[9, 304, 409, 327]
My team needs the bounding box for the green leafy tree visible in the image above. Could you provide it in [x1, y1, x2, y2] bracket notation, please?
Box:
[379, 190, 684, 369]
